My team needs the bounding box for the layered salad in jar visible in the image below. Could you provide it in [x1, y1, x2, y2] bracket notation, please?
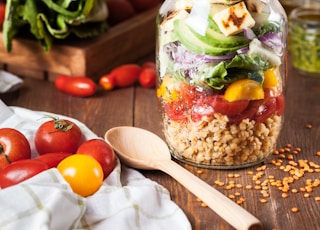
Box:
[156, 0, 287, 168]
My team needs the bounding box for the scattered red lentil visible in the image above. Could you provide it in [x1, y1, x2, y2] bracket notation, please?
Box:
[201, 202, 208, 207]
[260, 199, 268, 203]
[197, 170, 203, 174]
[204, 143, 320, 218]
[306, 124, 312, 129]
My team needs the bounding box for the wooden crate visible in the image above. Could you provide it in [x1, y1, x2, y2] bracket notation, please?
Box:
[0, 5, 159, 81]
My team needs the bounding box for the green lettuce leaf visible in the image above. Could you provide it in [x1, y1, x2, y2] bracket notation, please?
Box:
[3, 0, 108, 52]
[203, 54, 269, 90]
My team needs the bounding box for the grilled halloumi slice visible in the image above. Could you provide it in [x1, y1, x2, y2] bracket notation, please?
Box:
[212, 1, 255, 36]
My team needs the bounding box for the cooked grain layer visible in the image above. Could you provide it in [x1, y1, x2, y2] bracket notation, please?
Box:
[163, 114, 282, 167]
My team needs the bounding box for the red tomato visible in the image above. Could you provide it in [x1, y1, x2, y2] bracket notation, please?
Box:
[57, 154, 103, 197]
[110, 64, 141, 88]
[206, 96, 249, 117]
[35, 152, 73, 168]
[163, 102, 188, 122]
[228, 100, 261, 124]
[76, 139, 116, 179]
[0, 160, 49, 188]
[106, 0, 136, 25]
[138, 68, 156, 88]
[142, 61, 156, 70]
[0, 2, 5, 28]
[0, 128, 31, 171]
[55, 75, 97, 97]
[276, 93, 285, 116]
[99, 74, 116, 91]
[34, 117, 83, 155]
[254, 97, 277, 123]
[127, 0, 160, 12]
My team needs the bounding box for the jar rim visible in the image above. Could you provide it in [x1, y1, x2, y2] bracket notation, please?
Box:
[290, 7, 320, 26]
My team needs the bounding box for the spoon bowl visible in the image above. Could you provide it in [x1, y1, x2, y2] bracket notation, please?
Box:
[105, 126, 262, 230]
[105, 126, 170, 170]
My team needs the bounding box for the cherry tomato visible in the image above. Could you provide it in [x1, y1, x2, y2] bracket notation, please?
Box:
[35, 152, 73, 168]
[55, 75, 97, 97]
[110, 64, 141, 87]
[0, 159, 49, 188]
[127, 0, 160, 12]
[106, 0, 136, 25]
[99, 74, 116, 91]
[138, 68, 156, 88]
[254, 97, 277, 123]
[276, 93, 285, 116]
[0, 128, 31, 171]
[163, 102, 188, 122]
[76, 139, 116, 179]
[0, 2, 5, 28]
[34, 117, 83, 155]
[206, 96, 249, 117]
[228, 100, 261, 124]
[57, 154, 103, 197]
[142, 61, 156, 70]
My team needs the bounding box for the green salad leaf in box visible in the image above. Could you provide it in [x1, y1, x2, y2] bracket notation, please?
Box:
[3, 0, 108, 52]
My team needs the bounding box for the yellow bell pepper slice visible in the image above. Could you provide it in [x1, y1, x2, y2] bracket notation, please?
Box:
[224, 79, 264, 102]
[263, 68, 279, 88]
[157, 75, 180, 103]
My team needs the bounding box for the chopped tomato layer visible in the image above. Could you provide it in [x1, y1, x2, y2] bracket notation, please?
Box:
[160, 83, 285, 123]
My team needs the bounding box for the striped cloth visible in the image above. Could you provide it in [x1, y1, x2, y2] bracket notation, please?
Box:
[0, 100, 191, 230]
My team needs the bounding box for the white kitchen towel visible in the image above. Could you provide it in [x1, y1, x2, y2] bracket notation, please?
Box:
[0, 100, 191, 230]
[0, 70, 23, 93]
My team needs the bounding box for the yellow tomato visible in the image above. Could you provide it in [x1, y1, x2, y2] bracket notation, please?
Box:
[263, 68, 279, 88]
[224, 79, 264, 102]
[57, 154, 103, 197]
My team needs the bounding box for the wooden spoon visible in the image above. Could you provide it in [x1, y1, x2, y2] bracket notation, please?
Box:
[105, 126, 262, 230]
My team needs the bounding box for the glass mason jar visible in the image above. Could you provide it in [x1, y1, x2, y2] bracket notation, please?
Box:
[289, 6, 320, 76]
[156, 0, 288, 169]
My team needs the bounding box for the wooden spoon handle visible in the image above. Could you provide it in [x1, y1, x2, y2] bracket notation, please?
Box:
[156, 160, 262, 230]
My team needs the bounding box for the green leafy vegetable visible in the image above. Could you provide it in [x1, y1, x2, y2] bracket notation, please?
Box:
[203, 54, 269, 90]
[3, 0, 108, 52]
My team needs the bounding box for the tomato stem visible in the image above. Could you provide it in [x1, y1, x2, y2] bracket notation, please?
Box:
[54, 119, 73, 132]
[0, 145, 12, 164]
[41, 115, 74, 132]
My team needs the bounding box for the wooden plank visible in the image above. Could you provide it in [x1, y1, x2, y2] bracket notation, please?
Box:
[0, 5, 159, 81]
[7, 64, 46, 80]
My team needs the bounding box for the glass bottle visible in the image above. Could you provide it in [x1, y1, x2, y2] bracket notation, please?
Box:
[156, 0, 288, 169]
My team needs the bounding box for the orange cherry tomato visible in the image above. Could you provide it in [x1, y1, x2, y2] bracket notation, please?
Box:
[99, 74, 116, 91]
[57, 154, 103, 197]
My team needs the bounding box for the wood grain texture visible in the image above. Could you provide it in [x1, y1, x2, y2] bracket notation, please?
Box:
[1, 56, 320, 229]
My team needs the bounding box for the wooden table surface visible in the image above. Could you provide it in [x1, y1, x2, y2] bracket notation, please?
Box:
[1, 56, 320, 230]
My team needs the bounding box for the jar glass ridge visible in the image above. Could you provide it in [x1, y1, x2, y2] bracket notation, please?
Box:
[156, 0, 288, 169]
